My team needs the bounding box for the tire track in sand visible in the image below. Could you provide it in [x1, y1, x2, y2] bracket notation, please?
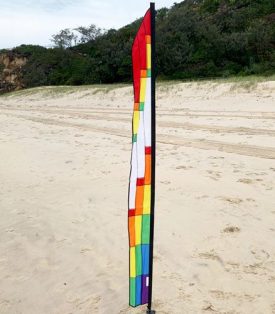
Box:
[4, 113, 275, 160]
[2, 108, 275, 137]
[1, 106, 275, 120]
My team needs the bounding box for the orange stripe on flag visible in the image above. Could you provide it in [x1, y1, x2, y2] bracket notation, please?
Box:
[129, 216, 135, 247]
[135, 185, 144, 215]
[141, 70, 147, 78]
[146, 35, 151, 44]
[145, 154, 151, 185]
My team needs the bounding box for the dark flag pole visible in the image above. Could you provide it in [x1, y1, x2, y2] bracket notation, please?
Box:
[147, 2, 156, 314]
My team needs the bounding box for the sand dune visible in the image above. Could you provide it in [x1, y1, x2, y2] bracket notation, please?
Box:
[0, 80, 275, 313]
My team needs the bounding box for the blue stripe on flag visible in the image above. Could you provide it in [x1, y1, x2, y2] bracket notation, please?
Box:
[142, 244, 150, 275]
[135, 275, 142, 305]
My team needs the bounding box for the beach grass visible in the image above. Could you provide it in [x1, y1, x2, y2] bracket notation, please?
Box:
[1, 74, 274, 99]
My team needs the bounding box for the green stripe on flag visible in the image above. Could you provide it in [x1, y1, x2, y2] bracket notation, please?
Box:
[130, 278, 136, 306]
[136, 245, 142, 276]
[142, 214, 150, 244]
[139, 102, 145, 111]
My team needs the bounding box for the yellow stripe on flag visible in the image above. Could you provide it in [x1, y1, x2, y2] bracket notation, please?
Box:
[133, 111, 139, 134]
[140, 78, 147, 102]
[135, 215, 142, 245]
[143, 185, 151, 214]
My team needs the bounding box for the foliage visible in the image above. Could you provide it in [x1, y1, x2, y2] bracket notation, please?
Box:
[74, 24, 103, 43]
[0, 63, 4, 74]
[50, 25, 103, 49]
[13, 45, 48, 56]
[51, 29, 78, 49]
[9, 0, 275, 87]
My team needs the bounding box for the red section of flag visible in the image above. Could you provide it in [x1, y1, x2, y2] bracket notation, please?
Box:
[137, 178, 145, 186]
[132, 9, 151, 104]
[128, 209, 136, 217]
[145, 147, 151, 155]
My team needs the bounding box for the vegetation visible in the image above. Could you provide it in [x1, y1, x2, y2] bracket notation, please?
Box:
[1, 0, 274, 87]
[50, 25, 103, 48]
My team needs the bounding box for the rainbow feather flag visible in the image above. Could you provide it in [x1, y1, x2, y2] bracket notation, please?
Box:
[128, 3, 156, 310]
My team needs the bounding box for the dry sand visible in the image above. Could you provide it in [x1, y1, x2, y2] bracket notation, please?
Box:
[0, 80, 275, 314]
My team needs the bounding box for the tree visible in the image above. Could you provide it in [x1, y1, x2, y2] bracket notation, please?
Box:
[9, 0, 275, 89]
[51, 29, 78, 49]
[74, 24, 102, 43]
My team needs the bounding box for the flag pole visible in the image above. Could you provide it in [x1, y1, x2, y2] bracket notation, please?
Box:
[147, 2, 156, 314]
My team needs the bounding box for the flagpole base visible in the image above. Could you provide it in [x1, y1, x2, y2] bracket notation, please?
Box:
[146, 310, 156, 314]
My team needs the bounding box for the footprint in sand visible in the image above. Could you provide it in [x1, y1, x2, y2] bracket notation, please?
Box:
[238, 178, 253, 184]
[160, 180, 171, 185]
[80, 248, 93, 254]
[206, 170, 221, 181]
[198, 251, 224, 267]
[176, 165, 193, 170]
[202, 303, 216, 312]
[218, 290, 257, 302]
[223, 226, 241, 234]
[220, 197, 243, 205]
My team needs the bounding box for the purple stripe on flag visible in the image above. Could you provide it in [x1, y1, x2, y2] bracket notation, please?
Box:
[142, 275, 149, 304]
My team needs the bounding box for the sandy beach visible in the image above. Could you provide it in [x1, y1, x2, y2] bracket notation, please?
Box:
[0, 80, 275, 314]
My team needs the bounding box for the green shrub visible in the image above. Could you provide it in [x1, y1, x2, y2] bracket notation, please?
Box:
[10, 0, 275, 87]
